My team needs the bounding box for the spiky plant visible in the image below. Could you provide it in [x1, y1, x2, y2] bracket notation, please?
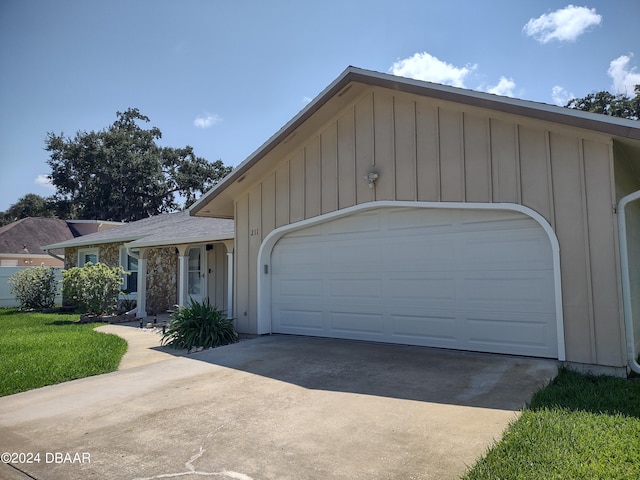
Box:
[161, 298, 237, 350]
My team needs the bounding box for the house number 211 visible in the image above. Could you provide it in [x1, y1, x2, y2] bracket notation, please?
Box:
[250, 228, 259, 236]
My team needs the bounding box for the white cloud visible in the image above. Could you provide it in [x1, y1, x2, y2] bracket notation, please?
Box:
[487, 77, 516, 97]
[608, 54, 640, 96]
[193, 113, 221, 129]
[390, 52, 476, 88]
[34, 174, 54, 190]
[551, 85, 574, 105]
[523, 5, 602, 43]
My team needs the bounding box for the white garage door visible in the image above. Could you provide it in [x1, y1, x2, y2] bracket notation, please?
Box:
[270, 206, 558, 358]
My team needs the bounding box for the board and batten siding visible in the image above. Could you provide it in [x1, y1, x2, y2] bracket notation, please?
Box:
[233, 87, 624, 366]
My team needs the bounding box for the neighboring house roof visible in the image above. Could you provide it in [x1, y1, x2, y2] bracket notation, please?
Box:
[0, 217, 77, 256]
[43, 210, 234, 251]
[190, 66, 640, 218]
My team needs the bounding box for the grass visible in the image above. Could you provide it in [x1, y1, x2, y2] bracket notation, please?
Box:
[0, 308, 128, 397]
[463, 367, 640, 480]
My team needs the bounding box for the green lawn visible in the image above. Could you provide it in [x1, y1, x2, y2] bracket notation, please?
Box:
[463, 367, 640, 480]
[0, 309, 128, 397]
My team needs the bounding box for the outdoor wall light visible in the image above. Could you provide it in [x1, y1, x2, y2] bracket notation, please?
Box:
[364, 171, 379, 188]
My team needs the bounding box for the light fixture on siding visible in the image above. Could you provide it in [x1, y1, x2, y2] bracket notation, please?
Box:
[364, 171, 379, 188]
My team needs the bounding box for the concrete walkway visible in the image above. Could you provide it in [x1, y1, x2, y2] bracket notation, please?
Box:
[96, 322, 176, 370]
[0, 324, 559, 480]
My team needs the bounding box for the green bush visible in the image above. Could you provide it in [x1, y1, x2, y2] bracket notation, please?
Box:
[62, 262, 125, 316]
[162, 298, 237, 350]
[8, 266, 58, 310]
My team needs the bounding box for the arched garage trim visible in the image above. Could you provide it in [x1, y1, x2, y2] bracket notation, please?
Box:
[257, 201, 565, 361]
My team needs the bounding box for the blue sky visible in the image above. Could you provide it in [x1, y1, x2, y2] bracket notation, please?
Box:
[1, 0, 639, 212]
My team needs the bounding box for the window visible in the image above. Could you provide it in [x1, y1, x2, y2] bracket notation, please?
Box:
[188, 247, 202, 295]
[120, 248, 138, 294]
[78, 248, 99, 267]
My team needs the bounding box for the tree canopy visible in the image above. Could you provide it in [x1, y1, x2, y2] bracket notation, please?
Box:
[44, 108, 232, 222]
[565, 85, 640, 120]
[0, 194, 58, 226]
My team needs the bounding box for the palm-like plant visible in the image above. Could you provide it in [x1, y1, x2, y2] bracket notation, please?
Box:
[161, 298, 237, 350]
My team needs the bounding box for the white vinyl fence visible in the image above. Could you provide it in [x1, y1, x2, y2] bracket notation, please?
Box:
[0, 267, 63, 308]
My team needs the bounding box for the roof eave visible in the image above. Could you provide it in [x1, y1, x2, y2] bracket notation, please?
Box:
[125, 233, 234, 249]
[43, 235, 144, 251]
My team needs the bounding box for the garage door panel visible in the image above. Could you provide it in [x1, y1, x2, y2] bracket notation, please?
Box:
[329, 243, 382, 268]
[390, 314, 458, 340]
[386, 207, 454, 230]
[460, 208, 523, 224]
[466, 315, 556, 355]
[460, 232, 551, 268]
[270, 206, 558, 358]
[329, 312, 384, 334]
[272, 244, 323, 270]
[388, 277, 456, 303]
[329, 278, 383, 299]
[462, 275, 554, 312]
[273, 278, 323, 300]
[390, 237, 456, 267]
[326, 211, 381, 235]
[277, 309, 324, 330]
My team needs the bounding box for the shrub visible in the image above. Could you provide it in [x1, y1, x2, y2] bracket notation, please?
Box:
[8, 266, 58, 310]
[162, 298, 237, 350]
[62, 262, 126, 316]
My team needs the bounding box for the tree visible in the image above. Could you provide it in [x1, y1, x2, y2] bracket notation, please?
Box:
[0, 194, 58, 226]
[45, 108, 232, 222]
[565, 85, 640, 120]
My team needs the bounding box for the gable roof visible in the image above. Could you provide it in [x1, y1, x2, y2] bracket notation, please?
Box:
[43, 210, 234, 251]
[0, 217, 76, 255]
[190, 66, 640, 219]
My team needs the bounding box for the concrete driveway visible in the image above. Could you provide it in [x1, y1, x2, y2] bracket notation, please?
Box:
[0, 325, 558, 480]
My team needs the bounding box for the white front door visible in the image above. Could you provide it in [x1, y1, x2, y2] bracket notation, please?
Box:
[187, 246, 205, 303]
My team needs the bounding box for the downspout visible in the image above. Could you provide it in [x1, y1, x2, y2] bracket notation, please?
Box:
[617, 189, 640, 374]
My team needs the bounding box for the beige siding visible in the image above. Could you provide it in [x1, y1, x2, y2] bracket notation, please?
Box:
[248, 185, 262, 330]
[355, 93, 375, 205]
[519, 126, 553, 224]
[235, 196, 250, 332]
[337, 108, 356, 209]
[231, 87, 625, 366]
[439, 109, 464, 201]
[491, 119, 520, 203]
[305, 138, 322, 218]
[373, 92, 395, 201]
[320, 123, 338, 214]
[549, 134, 595, 363]
[416, 102, 440, 201]
[464, 113, 491, 203]
[583, 140, 623, 366]
[394, 96, 417, 201]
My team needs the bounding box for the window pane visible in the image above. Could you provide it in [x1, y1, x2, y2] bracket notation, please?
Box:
[188, 249, 200, 270]
[188, 272, 201, 295]
[127, 272, 138, 293]
[128, 256, 138, 271]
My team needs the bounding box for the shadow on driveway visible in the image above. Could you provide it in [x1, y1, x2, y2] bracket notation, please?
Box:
[153, 334, 559, 411]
